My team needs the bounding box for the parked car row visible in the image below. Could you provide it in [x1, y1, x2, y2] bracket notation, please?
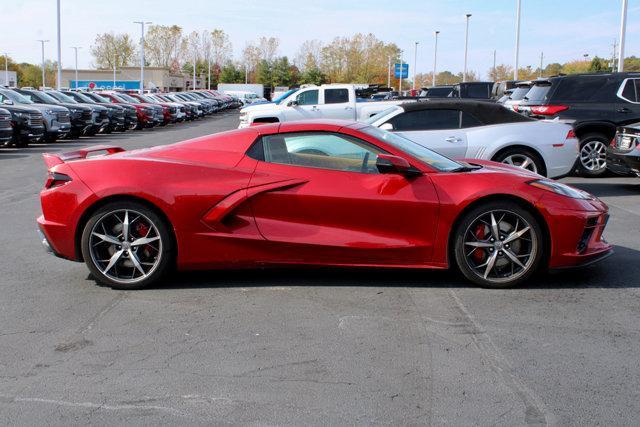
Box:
[0, 86, 242, 148]
[497, 72, 640, 177]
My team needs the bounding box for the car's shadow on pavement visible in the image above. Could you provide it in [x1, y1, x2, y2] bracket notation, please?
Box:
[570, 181, 639, 197]
[148, 244, 640, 291]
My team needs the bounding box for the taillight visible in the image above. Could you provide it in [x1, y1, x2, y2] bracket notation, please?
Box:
[566, 129, 576, 139]
[512, 105, 519, 112]
[45, 171, 72, 189]
[610, 137, 617, 147]
[530, 105, 569, 115]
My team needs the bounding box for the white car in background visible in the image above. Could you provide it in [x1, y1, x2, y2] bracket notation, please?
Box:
[367, 100, 579, 178]
[223, 90, 267, 106]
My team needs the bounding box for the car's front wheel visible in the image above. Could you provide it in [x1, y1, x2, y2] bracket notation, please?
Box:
[80, 201, 174, 290]
[454, 201, 544, 288]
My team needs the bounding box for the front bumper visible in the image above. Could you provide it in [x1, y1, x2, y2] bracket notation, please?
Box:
[606, 147, 635, 175]
[621, 152, 640, 176]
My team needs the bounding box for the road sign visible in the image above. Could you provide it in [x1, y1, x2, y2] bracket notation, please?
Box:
[394, 63, 409, 79]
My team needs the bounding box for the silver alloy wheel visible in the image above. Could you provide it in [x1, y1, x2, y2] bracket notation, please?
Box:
[580, 140, 607, 172]
[501, 154, 538, 174]
[463, 210, 537, 284]
[89, 209, 163, 284]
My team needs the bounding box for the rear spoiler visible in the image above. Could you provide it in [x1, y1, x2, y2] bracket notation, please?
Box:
[43, 145, 125, 168]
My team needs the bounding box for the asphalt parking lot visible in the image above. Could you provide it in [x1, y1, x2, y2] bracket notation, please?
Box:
[1, 111, 639, 426]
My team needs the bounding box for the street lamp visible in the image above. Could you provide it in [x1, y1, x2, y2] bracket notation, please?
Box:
[3, 53, 8, 86]
[71, 46, 81, 89]
[413, 42, 419, 91]
[618, 0, 628, 72]
[463, 13, 472, 82]
[37, 39, 50, 88]
[514, 0, 521, 80]
[56, 0, 62, 89]
[399, 50, 404, 92]
[133, 21, 152, 94]
[433, 31, 439, 87]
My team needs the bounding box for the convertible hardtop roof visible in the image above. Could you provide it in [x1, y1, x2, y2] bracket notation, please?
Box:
[400, 100, 532, 124]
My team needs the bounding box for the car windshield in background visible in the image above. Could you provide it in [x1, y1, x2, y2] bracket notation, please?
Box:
[47, 91, 77, 103]
[509, 87, 531, 100]
[274, 90, 296, 104]
[86, 93, 110, 103]
[524, 84, 551, 102]
[361, 125, 462, 172]
[71, 92, 96, 103]
[1, 90, 34, 104]
[365, 106, 400, 124]
[117, 93, 141, 103]
[35, 91, 62, 104]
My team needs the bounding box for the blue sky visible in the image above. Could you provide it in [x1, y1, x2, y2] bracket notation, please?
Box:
[2, 0, 639, 79]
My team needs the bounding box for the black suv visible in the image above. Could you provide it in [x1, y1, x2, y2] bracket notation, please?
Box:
[517, 72, 640, 176]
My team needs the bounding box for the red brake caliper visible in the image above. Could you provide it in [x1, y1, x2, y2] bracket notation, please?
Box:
[473, 224, 486, 263]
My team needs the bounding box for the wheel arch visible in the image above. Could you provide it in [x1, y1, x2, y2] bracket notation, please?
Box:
[573, 122, 616, 141]
[74, 194, 177, 262]
[490, 144, 547, 176]
[446, 194, 551, 270]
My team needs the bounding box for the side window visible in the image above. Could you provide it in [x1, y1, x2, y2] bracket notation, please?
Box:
[296, 90, 319, 106]
[324, 88, 349, 104]
[259, 132, 384, 174]
[553, 76, 610, 102]
[387, 109, 460, 131]
[460, 111, 484, 128]
[620, 79, 637, 102]
[466, 84, 489, 99]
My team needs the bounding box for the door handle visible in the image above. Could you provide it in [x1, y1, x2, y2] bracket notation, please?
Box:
[311, 106, 319, 111]
[617, 107, 631, 113]
[445, 136, 462, 143]
[344, 106, 353, 110]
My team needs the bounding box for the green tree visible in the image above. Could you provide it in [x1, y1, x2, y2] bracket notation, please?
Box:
[589, 56, 607, 72]
[271, 56, 293, 86]
[219, 62, 244, 83]
[300, 66, 326, 85]
[623, 56, 640, 71]
[544, 63, 563, 76]
[256, 59, 273, 87]
[90, 32, 136, 69]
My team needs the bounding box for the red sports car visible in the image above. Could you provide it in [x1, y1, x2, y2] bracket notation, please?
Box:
[37, 121, 612, 289]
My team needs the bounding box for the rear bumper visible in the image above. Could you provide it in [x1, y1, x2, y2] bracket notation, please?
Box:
[606, 147, 635, 175]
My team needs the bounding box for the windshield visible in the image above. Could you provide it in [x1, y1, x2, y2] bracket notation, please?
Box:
[524, 84, 551, 102]
[47, 91, 77, 103]
[137, 95, 156, 103]
[360, 125, 462, 172]
[30, 90, 60, 104]
[365, 106, 401, 124]
[508, 86, 531, 101]
[117, 93, 141, 103]
[87, 92, 110, 103]
[68, 92, 96, 104]
[274, 89, 296, 104]
[1, 89, 34, 104]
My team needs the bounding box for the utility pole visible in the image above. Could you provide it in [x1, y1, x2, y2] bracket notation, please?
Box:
[387, 55, 391, 88]
[207, 53, 211, 90]
[192, 51, 197, 90]
[463, 14, 472, 82]
[56, 0, 62, 89]
[244, 64, 248, 84]
[493, 49, 497, 79]
[37, 39, 49, 88]
[133, 21, 152, 94]
[413, 42, 419, 91]
[539, 52, 543, 77]
[3, 53, 8, 86]
[618, 0, 628, 72]
[433, 31, 439, 87]
[514, 0, 521, 80]
[399, 50, 404, 93]
[612, 38, 618, 71]
[113, 50, 116, 89]
[71, 46, 81, 89]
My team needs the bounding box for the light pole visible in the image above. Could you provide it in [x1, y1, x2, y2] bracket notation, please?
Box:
[539, 52, 544, 77]
[207, 53, 211, 90]
[56, 0, 62, 89]
[37, 39, 50, 88]
[387, 55, 391, 88]
[192, 51, 197, 90]
[3, 53, 8, 86]
[71, 46, 81, 89]
[514, 0, 521, 80]
[113, 50, 117, 89]
[399, 50, 404, 92]
[618, 0, 628, 72]
[245, 64, 248, 84]
[413, 42, 419, 91]
[133, 21, 152, 94]
[493, 49, 497, 78]
[463, 13, 472, 82]
[433, 31, 439, 87]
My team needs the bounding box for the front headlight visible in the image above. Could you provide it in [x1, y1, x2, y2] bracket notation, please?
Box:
[45, 109, 55, 115]
[528, 179, 591, 199]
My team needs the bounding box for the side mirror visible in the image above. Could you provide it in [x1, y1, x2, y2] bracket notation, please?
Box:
[376, 154, 422, 177]
[379, 122, 394, 131]
[287, 99, 298, 107]
[2, 99, 13, 105]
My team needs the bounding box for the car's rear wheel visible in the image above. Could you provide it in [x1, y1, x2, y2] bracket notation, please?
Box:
[81, 202, 174, 290]
[493, 148, 546, 176]
[578, 134, 608, 177]
[454, 201, 543, 288]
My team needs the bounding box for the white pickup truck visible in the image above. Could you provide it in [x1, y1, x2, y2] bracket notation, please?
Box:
[238, 84, 408, 128]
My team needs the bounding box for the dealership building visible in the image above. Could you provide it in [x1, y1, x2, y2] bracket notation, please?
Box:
[60, 67, 203, 91]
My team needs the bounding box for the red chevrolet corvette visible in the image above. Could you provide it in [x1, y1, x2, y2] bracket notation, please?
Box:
[38, 121, 612, 289]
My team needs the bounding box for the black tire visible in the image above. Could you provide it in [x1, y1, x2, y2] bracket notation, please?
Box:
[493, 147, 546, 177]
[80, 201, 174, 290]
[577, 133, 609, 177]
[44, 134, 58, 144]
[15, 137, 29, 148]
[453, 200, 544, 288]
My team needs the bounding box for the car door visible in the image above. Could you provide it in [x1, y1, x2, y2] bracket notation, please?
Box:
[246, 130, 440, 266]
[319, 88, 356, 120]
[385, 109, 468, 158]
[282, 89, 322, 121]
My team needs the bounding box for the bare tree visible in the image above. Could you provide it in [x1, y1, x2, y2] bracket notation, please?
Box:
[144, 25, 185, 70]
[210, 29, 232, 67]
[242, 42, 261, 82]
[257, 36, 279, 62]
[294, 40, 323, 71]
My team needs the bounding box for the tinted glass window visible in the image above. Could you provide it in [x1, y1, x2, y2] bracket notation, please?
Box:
[552, 76, 614, 102]
[508, 87, 531, 101]
[524, 84, 551, 102]
[621, 79, 637, 102]
[466, 84, 490, 99]
[426, 87, 453, 97]
[296, 90, 318, 105]
[260, 132, 383, 173]
[461, 112, 484, 128]
[324, 88, 349, 104]
[387, 109, 460, 131]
